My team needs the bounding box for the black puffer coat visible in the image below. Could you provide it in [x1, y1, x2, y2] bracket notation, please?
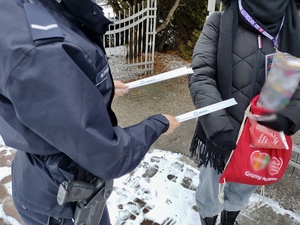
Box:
[189, 12, 300, 153]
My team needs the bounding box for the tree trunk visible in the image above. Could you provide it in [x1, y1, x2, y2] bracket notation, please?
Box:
[127, 28, 139, 59]
[158, 30, 168, 52]
[156, 0, 180, 33]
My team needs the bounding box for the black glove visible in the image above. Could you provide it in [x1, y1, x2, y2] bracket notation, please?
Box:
[258, 114, 293, 133]
[210, 130, 236, 151]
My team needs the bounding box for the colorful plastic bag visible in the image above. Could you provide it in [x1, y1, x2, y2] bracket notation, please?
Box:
[257, 51, 300, 111]
[249, 119, 288, 150]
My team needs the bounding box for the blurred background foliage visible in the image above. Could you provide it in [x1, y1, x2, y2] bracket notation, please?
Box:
[100, 0, 209, 60]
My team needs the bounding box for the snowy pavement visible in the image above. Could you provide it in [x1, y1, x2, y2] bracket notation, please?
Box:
[1, 144, 300, 225]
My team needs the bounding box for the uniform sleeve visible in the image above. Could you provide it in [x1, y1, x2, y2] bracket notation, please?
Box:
[188, 12, 233, 139]
[6, 44, 169, 180]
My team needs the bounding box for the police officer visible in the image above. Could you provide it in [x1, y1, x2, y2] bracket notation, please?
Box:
[0, 0, 180, 224]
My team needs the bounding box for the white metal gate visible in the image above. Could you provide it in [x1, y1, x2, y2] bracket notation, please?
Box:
[103, 0, 157, 80]
[207, 0, 223, 16]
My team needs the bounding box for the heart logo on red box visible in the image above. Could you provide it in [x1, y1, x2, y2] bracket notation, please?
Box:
[268, 157, 283, 176]
[251, 150, 270, 171]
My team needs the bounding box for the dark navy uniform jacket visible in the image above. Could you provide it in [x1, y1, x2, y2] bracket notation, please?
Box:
[0, 0, 169, 219]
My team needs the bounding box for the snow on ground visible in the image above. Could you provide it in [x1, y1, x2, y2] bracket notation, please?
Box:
[1, 148, 300, 225]
[107, 150, 199, 225]
[248, 194, 300, 222]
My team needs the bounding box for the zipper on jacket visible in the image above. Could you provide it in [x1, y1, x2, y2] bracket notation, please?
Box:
[250, 35, 262, 99]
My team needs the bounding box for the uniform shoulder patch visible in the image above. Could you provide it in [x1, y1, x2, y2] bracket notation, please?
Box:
[23, 3, 64, 43]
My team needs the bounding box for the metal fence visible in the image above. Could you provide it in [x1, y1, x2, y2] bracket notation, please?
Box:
[103, 0, 157, 81]
[207, 0, 223, 16]
[291, 145, 300, 172]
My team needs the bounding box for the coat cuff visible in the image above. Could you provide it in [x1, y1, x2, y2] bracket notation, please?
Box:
[148, 114, 170, 134]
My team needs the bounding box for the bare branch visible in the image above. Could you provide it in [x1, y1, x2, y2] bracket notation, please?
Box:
[107, 0, 123, 16]
[156, 0, 180, 33]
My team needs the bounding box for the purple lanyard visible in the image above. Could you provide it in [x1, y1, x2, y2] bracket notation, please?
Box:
[238, 0, 285, 48]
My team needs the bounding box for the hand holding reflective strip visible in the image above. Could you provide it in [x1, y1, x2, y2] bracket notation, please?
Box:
[114, 80, 129, 97]
[176, 98, 238, 122]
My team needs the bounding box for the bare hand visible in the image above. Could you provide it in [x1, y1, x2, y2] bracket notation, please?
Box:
[162, 114, 181, 135]
[114, 80, 129, 97]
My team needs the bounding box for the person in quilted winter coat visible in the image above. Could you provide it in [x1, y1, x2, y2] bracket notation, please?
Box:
[188, 0, 300, 224]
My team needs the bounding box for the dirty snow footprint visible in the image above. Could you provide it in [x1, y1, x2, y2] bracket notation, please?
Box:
[181, 176, 197, 191]
[142, 165, 159, 178]
[167, 174, 178, 182]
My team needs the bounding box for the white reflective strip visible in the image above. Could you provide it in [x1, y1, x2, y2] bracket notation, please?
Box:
[125, 66, 194, 89]
[31, 24, 58, 30]
[95, 76, 108, 87]
[176, 98, 238, 123]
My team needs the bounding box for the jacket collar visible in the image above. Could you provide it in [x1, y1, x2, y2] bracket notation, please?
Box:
[34, 0, 112, 35]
